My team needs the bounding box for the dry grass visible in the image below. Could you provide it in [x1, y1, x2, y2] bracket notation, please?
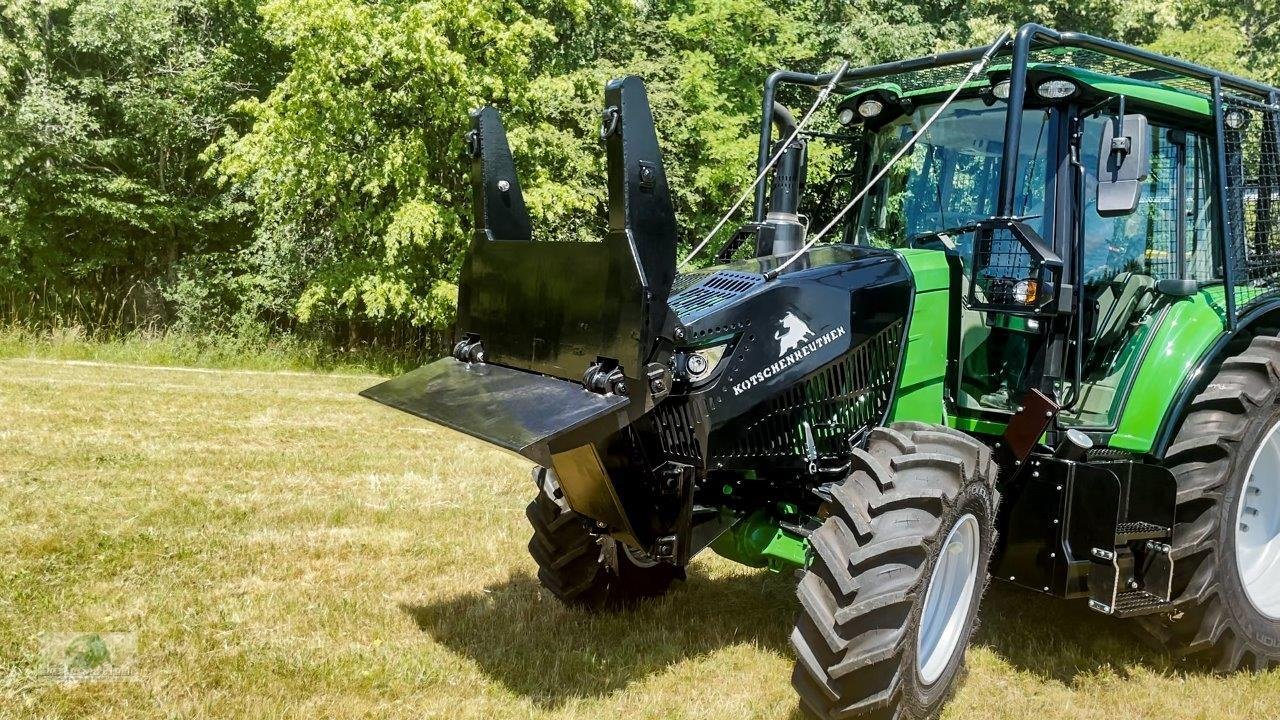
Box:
[1, 356, 1278, 719]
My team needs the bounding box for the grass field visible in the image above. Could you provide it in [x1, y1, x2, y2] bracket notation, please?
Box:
[2, 356, 1279, 719]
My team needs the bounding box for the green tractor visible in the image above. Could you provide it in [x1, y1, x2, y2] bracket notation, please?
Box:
[364, 23, 1280, 719]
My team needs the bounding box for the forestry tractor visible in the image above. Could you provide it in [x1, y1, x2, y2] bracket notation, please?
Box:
[363, 23, 1280, 719]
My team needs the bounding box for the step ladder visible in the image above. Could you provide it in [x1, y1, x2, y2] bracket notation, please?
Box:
[1087, 523, 1175, 617]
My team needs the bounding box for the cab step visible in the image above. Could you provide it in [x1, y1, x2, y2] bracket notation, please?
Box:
[1090, 589, 1173, 617]
[1115, 521, 1169, 543]
[1113, 589, 1173, 616]
[1087, 537, 1175, 616]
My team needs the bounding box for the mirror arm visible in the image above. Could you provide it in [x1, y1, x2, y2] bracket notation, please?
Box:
[1116, 94, 1126, 150]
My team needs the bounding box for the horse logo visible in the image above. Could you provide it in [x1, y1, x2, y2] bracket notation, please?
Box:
[775, 312, 813, 355]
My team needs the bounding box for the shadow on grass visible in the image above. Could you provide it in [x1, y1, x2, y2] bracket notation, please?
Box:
[974, 581, 1186, 683]
[402, 567, 1200, 708]
[401, 565, 796, 706]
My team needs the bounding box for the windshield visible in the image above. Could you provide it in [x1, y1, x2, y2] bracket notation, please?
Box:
[852, 98, 1054, 250]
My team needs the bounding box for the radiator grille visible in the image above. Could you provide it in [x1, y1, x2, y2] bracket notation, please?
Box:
[652, 400, 705, 462]
[711, 319, 904, 462]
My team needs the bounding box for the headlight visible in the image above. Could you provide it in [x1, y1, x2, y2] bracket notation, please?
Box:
[837, 107, 857, 126]
[684, 344, 728, 381]
[991, 79, 1011, 100]
[686, 354, 708, 376]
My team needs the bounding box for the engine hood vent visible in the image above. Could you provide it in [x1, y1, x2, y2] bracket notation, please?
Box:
[668, 270, 765, 322]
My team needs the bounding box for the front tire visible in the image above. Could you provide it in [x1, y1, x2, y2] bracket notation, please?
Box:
[1139, 335, 1280, 670]
[525, 466, 680, 610]
[792, 422, 998, 720]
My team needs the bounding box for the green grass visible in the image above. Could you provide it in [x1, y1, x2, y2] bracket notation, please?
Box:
[1, 355, 1279, 719]
[0, 326, 428, 377]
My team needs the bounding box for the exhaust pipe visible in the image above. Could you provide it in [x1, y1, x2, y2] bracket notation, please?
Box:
[760, 102, 808, 256]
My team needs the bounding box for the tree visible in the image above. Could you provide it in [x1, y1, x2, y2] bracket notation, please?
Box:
[0, 0, 278, 329]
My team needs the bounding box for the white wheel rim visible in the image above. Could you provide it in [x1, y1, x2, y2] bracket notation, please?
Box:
[1235, 417, 1280, 619]
[916, 513, 981, 685]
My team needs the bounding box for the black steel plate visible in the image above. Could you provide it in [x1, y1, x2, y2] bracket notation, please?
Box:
[361, 358, 627, 461]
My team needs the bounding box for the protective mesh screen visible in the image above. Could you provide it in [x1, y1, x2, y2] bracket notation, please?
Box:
[1221, 90, 1280, 315]
[972, 227, 1035, 307]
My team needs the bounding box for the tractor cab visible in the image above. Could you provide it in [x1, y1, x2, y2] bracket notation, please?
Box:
[736, 42, 1248, 443]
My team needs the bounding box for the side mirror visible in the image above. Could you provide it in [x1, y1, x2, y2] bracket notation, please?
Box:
[1096, 113, 1151, 216]
[968, 218, 1064, 316]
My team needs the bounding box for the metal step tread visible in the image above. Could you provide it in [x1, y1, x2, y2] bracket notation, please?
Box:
[1111, 589, 1172, 617]
[1115, 521, 1169, 542]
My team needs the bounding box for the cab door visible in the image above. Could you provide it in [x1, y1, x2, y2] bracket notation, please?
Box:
[1059, 114, 1219, 430]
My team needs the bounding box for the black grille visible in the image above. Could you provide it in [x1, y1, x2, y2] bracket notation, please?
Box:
[668, 270, 764, 320]
[711, 319, 904, 462]
[652, 400, 705, 462]
[671, 271, 712, 295]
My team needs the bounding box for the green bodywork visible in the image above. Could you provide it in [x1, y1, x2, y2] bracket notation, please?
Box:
[879, 249, 1235, 454]
[710, 510, 808, 571]
[845, 61, 1214, 119]
[1107, 287, 1234, 451]
[888, 248, 951, 424]
[710, 65, 1244, 573]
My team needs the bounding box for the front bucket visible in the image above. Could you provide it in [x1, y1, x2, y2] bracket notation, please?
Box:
[360, 358, 628, 467]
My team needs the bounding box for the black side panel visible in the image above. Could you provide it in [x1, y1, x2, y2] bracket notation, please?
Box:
[655, 247, 914, 470]
[469, 108, 532, 242]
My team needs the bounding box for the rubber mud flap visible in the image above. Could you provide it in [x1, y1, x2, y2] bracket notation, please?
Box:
[361, 358, 628, 466]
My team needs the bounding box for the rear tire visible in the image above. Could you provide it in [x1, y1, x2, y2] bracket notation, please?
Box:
[1138, 335, 1280, 670]
[792, 422, 998, 720]
[526, 466, 680, 610]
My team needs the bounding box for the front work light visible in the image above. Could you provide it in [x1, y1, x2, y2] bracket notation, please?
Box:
[1225, 109, 1251, 130]
[1036, 79, 1077, 100]
[857, 99, 884, 118]
[1013, 279, 1038, 305]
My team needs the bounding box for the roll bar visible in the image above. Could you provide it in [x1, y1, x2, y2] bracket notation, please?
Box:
[752, 23, 1280, 224]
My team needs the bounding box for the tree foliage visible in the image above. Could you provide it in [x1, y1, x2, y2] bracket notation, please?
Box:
[0, 0, 277, 327]
[0, 0, 1274, 349]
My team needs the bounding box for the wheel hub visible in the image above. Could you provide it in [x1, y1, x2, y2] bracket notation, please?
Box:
[1236, 417, 1280, 619]
[916, 513, 980, 685]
